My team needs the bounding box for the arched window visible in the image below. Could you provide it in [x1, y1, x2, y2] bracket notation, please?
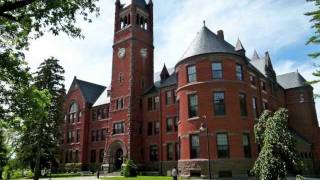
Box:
[69, 102, 78, 123]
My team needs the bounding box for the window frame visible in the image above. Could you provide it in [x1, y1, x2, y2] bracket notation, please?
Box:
[113, 122, 125, 135]
[216, 133, 229, 158]
[213, 91, 226, 116]
[187, 65, 197, 83]
[188, 94, 198, 118]
[243, 133, 252, 158]
[236, 64, 244, 81]
[211, 62, 223, 79]
[239, 93, 248, 116]
[190, 134, 200, 159]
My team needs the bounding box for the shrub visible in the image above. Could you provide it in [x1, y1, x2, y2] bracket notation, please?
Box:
[121, 159, 137, 177]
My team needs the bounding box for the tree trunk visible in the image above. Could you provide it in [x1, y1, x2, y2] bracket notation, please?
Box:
[33, 150, 41, 180]
[0, 169, 2, 180]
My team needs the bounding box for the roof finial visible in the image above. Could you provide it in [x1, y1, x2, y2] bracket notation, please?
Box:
[203, 20, 206, 27]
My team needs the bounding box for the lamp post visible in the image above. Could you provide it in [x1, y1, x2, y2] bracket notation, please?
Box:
[199, 115, 212, 180]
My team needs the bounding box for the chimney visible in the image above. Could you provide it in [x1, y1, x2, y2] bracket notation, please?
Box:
[217, 30, 224, 40]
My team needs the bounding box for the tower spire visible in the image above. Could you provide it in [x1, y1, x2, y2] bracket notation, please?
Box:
[252, 49, 260, 60]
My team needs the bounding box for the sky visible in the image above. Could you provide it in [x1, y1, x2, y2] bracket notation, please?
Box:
[24, 0, 320, 121]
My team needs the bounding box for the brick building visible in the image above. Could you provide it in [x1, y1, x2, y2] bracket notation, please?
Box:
[60, 0, 320, 178]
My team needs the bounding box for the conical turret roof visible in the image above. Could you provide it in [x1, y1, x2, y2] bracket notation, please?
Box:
[180, 25, 238, 60]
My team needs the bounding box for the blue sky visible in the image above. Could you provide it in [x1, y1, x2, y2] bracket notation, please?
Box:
[24, 0, 320, 121]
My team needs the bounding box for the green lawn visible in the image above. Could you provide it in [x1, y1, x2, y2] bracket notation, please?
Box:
[102, 176, 172, 180]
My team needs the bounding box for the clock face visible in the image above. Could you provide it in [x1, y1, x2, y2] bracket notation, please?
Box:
[118, 48, 126, 59]
[140, 48, 148, 58]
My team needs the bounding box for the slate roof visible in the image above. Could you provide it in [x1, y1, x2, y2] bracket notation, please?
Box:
[132, 0, 147, 8]
[180, 25, 239, 61]
[145, 71, 177, 95]
[75, 79, 106, 104]
[250, 58, 267, 76]
[277, 72, 309, 89]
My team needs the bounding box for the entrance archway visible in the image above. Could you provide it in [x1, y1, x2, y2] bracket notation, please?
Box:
[106, 140, 127, 172]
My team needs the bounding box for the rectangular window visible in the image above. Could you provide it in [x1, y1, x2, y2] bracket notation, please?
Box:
[92, 110, 97, 121]
[261, 81, 266, 91]
[190, 134, 200, 159]
[101, 108, 106, 119]
[90, 150, 96, 163]
[65, 151, 69, 163]
[243, 133, 251, 158]
[175, 142, 180, 160]
[155, 121, 160, 135]
[116, 98, 124, 110]
[96, 130, 100, 141]
[187, 65, 197, 83]
[154, 96, 160, 110]
[252, 97, 258, 119]
[166, 118, 174, 133]
[239, 93, 248, 116]
[97, 109, 101, 120]
[148, 97, 153, 111]
[174, 117, 178, 132]
[75, 150, 79, 163]
[71, 131, 74, 143]
[101, 129, 106, 140]
[99, 149, 104, 163]
[213, 92, 226, 116]
[148, 122, 153, 136]
[166, 91, 172, 105]
[150, 145, 158, 161]
[212, 62, 223, 79]
[263, 101, 268, 110]
[76, 129, 80, 142]
[250, 75, 256, 86]
[217, 133, 229, 158]
[167, 143, 174, 160]
[91, 130, 95, 142]
[188, 94, 198, 118]
[236, 64, 243, 81]
[113, 122, 125, 134]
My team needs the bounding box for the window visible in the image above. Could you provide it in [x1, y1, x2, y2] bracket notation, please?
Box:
[188, 94, 198, 118]
[101, 129, 107, 140]
[262, 101, 268, 110]
[213, 92, 226, 116]
[212, 62, 223, 79]
[65, 151, 69, 163]
[113, 122, 125, 134]
[187, 65, 197, 83]
[261, 81, 266, 91]
[167, 143, 174, 160]
[243, 133, 251, 158]
[75, 150, 79, 162]
[96, 130, 100, 141]
[102, 108, 106, 119]
[76, 129, 80, 142]
[119, 72, 124, 84]
[239, 93, 248, 116]
[147, 96, 160, 111]
[252, 97, 258, 119]
[97, 109, 101, 120]
[67, 131, 74, 143]
[91, 130, 95, 142]
[190, 134, 200, 159]
[150, 145, 158, 161]
[217, 133, 229, 158]
[236, 64, 243, 81]
[155, 121, 160, 135]
[148, 122, 153, 136]
[69, 102, 78, 123]
[90, 150, 96, 163]
[166, 118, 174, 133]
[250, 75, 256, 86]
[116, 98, 124, 110]
[166, 91, 173, 105]
[69, 151, 73, 162]
[92, 110, 97, 121]
[99, 149, 104, 163]
[175, 142, 180, 160]
[174, 117, 178, 132]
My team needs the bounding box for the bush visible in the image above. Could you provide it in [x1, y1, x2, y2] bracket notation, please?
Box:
[121, 159, 137, 177]
[64, 163, 82, 173]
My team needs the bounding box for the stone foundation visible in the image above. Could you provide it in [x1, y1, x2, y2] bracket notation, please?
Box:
[178, 159, 254, 178]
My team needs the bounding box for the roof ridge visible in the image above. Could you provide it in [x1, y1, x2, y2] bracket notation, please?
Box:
[76, 78, 106, 88]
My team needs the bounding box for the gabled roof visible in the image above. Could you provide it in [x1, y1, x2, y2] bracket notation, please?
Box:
[252, 50, 260, 61]
[180, 25, 239, 60]
[68, 78, 106, 104]
[235, 38, 245, 52]
[277, 71, 309, 90]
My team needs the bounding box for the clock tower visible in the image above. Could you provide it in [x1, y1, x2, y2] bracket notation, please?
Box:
[105, 0, 154, 170]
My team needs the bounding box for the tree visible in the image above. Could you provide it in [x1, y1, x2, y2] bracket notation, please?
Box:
[252, 108, 300, 180]
[0, 129, 9, 180]
[305, 0, 320, 84]
[14, 86, 52, 180]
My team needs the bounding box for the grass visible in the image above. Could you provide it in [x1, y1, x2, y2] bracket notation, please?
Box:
[102, 176, 173, 180]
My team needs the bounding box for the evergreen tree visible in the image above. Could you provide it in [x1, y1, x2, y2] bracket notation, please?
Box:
[252, 108, 300, 180]
[305, 0, 320, 84]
